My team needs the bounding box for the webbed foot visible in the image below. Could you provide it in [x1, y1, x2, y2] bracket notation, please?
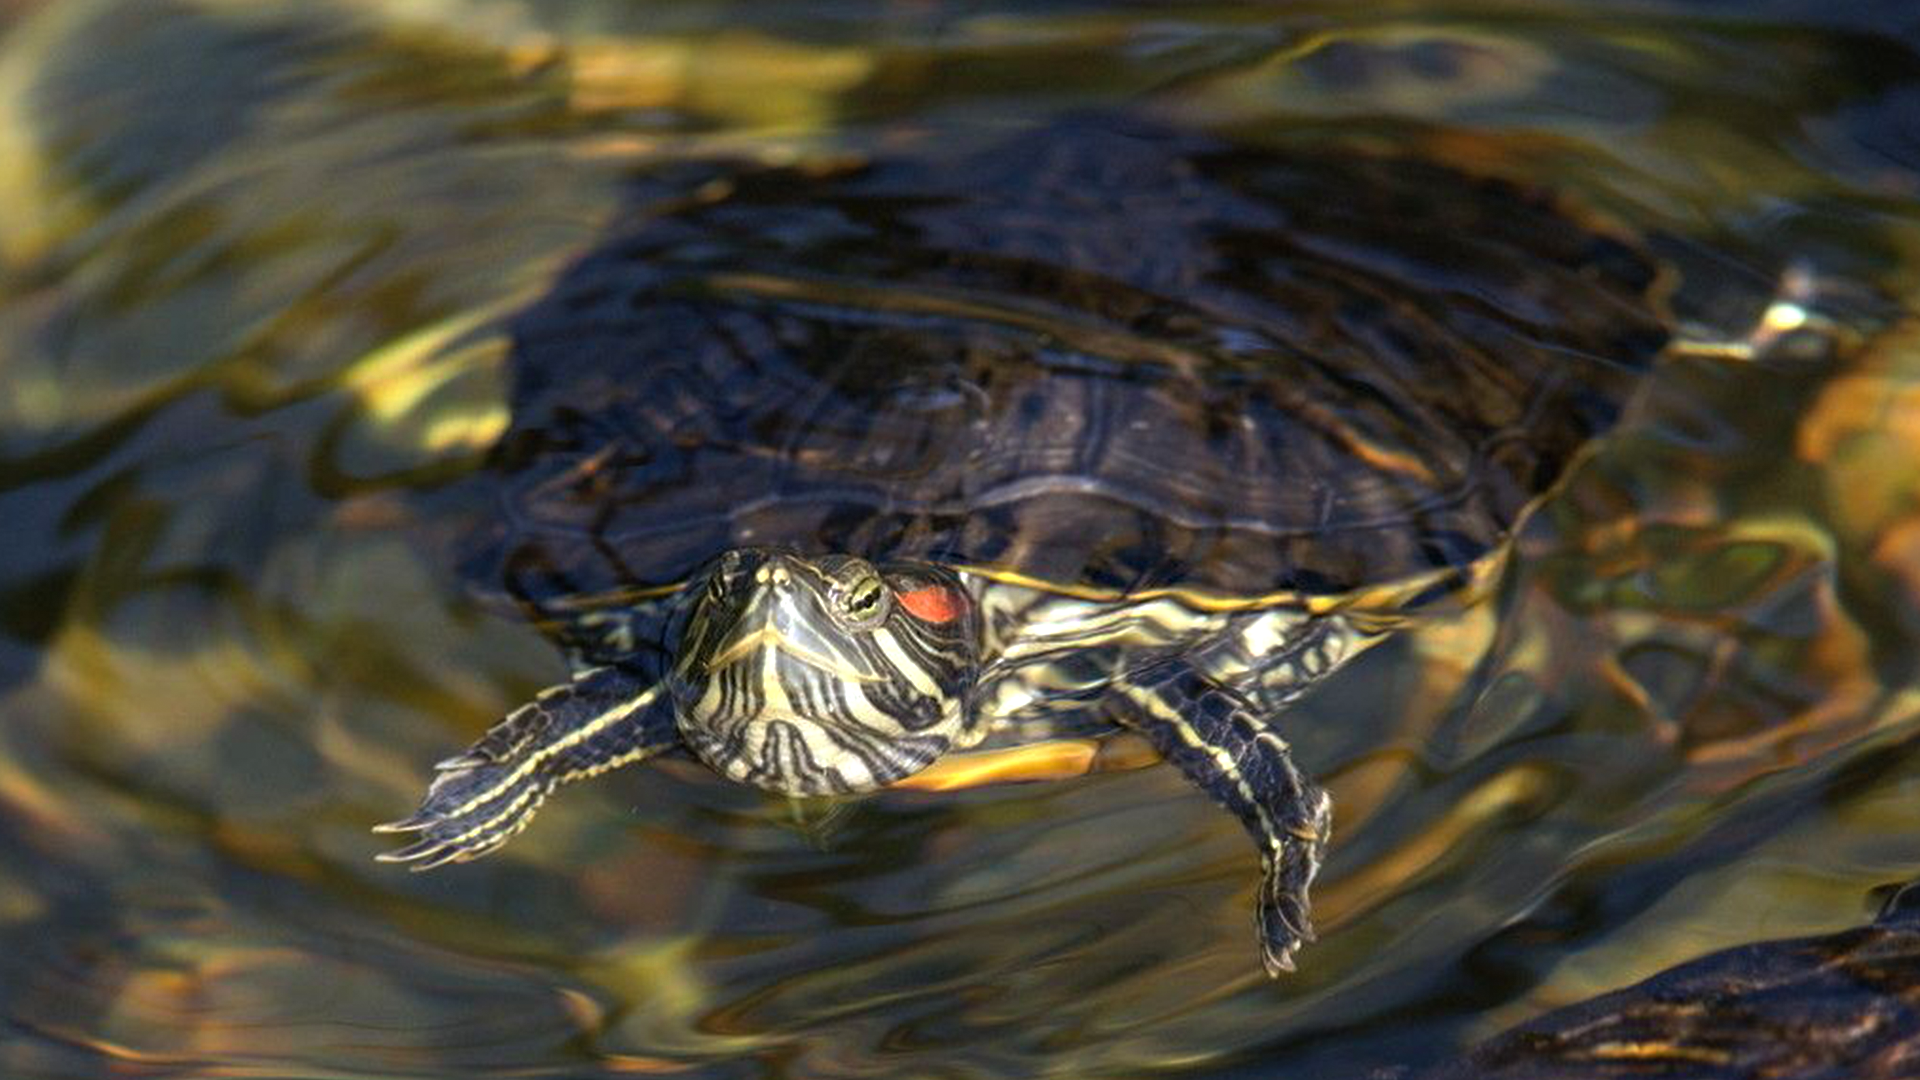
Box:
[374, 754, 558, 869]
[374, 666, 677, 869]
[1107, 656, 1336, 977]
[1256, 786, 1332, 975]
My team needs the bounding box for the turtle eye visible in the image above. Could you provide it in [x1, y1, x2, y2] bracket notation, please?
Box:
[838, 573, 889, 625]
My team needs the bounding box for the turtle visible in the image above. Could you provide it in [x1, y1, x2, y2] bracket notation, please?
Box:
[375, 113, 1678, 976]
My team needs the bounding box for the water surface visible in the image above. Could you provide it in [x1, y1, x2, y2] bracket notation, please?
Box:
[2, 1, 1919, 1077]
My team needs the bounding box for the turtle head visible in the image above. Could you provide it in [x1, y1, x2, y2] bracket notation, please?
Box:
[669, 548, 982, 795]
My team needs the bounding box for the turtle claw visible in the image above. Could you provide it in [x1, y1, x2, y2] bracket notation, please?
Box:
[377, 806, 525, 870]
[370, 810, 436, 834]
[375, 832, 499, 870]
[434, 752, 487, 771]
[375, 837, 447, 863]
[372, 827, 489, 869]
[1263, 945, 1298, 977]
[406, 843, 477, 872]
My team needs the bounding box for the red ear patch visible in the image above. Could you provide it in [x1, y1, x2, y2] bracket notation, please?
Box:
[897, 585, 965, 624]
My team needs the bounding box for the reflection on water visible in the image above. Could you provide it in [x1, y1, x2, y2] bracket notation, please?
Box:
[1, 1, 1919, 1077]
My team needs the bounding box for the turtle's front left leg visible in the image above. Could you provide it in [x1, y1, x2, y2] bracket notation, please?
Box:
[1106, 657, 1333, 976]
[374, 662, 678, 869]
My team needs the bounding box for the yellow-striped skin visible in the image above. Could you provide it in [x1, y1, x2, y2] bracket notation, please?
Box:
[669, 550, 981, 796]
[377, 546, 1380, 974]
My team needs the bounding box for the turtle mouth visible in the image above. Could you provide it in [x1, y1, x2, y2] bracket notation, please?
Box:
[697, 563, 884, 684]
[704, 615, 884, 683]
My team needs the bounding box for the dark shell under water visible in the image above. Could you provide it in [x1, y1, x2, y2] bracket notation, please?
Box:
[464, 114, 1672, 608]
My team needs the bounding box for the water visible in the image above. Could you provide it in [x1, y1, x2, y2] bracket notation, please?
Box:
[1, 1, 1918, 1077]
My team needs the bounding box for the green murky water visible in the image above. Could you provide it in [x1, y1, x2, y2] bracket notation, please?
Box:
[3, 1, 1920, 1076]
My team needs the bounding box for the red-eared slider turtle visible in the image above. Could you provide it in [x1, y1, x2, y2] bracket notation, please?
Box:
[376, 114, 1673, 976]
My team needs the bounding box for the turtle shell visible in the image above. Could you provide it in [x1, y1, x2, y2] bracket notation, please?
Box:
[463, 114, 1670, 611]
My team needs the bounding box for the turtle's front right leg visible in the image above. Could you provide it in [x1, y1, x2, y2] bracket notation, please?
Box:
[374, 662, 678, 869]
[1106, 657, 1334, 976]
